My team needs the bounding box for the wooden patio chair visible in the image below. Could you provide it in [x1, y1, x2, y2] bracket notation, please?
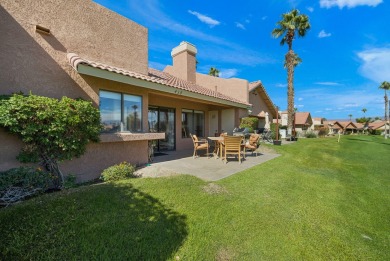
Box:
[190, 133, 209, 158]
[215, 132, 227, 159]
[245, 134, 260, 156]
[222, 135, 245, 164]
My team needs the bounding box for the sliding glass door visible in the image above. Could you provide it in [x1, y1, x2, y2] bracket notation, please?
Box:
[148, 107, 175, 151]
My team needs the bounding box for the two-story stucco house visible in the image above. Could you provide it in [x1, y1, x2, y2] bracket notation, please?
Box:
[0, 0, 276, 181]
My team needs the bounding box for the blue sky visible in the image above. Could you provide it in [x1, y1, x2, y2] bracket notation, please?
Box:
[94, 0, 389, 120]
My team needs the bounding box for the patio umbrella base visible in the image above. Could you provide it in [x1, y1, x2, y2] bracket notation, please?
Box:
[273, 140, 282, 145]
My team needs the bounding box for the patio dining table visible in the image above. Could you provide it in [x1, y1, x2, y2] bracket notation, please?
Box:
[207, 136, 224, 159]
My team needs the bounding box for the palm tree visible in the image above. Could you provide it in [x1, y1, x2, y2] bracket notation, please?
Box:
[284, 52, 302, 68]
[379, 81, 390, 139]
[272, 9, 310, 136]
[208, 67, 220, 77]
[348, 114, 352, 121]
[362, 108, 367, 116]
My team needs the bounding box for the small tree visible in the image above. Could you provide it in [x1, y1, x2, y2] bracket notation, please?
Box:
[208, 67, 220, 77]
[239, 117, 259, 132]
[0, 94, 101, 188]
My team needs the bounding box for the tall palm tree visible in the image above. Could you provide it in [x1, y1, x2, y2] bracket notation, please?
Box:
[284, 52, 302, 68]
[272, 9, 310, 136]
[348, 114, 352, 121]
[208, 67, 220, 77]
[379, 81, 390, 139]
[362, 108, 367, 116]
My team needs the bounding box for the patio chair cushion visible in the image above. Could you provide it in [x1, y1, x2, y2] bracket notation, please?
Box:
[246, 134, 260, 149]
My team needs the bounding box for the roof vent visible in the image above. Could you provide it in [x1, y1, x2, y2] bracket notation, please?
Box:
[36, 25, 50, 35]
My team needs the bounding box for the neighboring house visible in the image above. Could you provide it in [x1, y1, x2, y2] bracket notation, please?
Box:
[332, 121, 359, 134]
[248, 81, 277, 129]
[312, 117, 324, 130]
[323, 121, 337, 135]
[368, 121, 390, 135]
[279, 111, 313, 136]
[294, 112, 313, 135]
[0, 0, 275, 180]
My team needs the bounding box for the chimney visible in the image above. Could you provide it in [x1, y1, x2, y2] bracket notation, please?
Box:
[171, 41, 197, 83]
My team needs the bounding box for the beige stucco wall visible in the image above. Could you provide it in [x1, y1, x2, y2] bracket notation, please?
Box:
[165, 65, 249, 105]
[0, 0, 148, 100]
[249, 92, 273, 119]
[170, 51, 197, 83]
[195, 73, 249, 104]
[0, 0, 150, 180]
[0, 128, 148, 182]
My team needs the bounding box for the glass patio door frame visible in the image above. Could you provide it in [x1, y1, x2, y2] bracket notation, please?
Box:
[148, 106, 176, 151]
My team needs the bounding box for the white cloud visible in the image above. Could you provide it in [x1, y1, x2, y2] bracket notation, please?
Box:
[315, 81, 341, 86]
[188, 10, 220, 27]
[245, 19, 251, 23]
[357, 47, 390, 83]
[320, 0, 383, 9]
[296, 104, 305, 108]
[344, 103, 359, 107]
[275, 83, 287, 88]
[298, 97, 304, 101]
[235, 22, 246, 30]
[127, 1, 272, 66]
[261, 16, 267, 20]
[318, 30, 332, 38]
[307, 6, 314, 12]
[219, 69, 238, 78]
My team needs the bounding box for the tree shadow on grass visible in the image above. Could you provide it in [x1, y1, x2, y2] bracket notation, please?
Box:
[0, 182, 187, 260]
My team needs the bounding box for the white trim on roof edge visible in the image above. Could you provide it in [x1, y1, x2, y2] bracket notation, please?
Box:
[77, 64, 250, 109]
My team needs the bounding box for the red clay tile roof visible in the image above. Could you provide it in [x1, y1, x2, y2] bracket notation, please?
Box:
[294, 112, 312, 125]
[354, 123, 364, 129]
[368, 121, 387, 130]
[334, 121, 358, 129]
[67, 53, 250, 106]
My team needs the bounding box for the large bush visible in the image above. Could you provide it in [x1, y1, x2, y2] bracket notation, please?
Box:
[239, 117, 259, 132]
[100, 162, 137, 182]
[0, 167, 52, 206]
[0, 94, 101, 188]
[305, 131, 317, 138]
[318, 127, 329, 137]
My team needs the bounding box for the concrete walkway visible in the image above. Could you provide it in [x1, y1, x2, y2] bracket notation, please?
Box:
[135, 148, 280, 181]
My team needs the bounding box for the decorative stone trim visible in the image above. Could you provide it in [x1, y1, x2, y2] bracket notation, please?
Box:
[100, 133, 165, 143]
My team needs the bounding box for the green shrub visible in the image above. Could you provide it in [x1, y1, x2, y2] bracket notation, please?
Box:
[0, 93, 101, 188]
[63, 174, 77, 189]
[239, 117, 258, 132]
[318, 127, 329, 137]
[370, 129, 382, 135]
[0, 167, 52, 205]
[270, 123, 281, 140]
[100, 162, 136, 182]
[305, 131, 317, 138]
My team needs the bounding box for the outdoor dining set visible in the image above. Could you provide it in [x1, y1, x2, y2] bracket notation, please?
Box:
[190, 133, 260, 164]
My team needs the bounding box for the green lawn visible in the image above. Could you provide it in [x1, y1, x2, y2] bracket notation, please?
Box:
[1, 135, 389, 260]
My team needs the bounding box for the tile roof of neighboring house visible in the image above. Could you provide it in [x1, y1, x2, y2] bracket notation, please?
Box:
[368, 121, 387, 130]
[249, 81, 277, 117]
[354, 123, 365, 129]
[335, 121, 358, 129]
[323, 120, 335, 126]
[67, 53, 250, 106]
[295, 112, 312, 125]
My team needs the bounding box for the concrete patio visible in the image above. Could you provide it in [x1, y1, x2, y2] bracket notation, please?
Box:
[135, 147, 281, 181]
